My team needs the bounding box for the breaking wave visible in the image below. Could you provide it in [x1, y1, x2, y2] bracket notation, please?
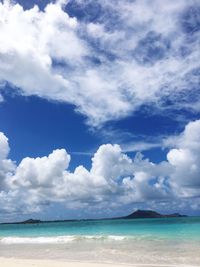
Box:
[0, 235, 127, 244]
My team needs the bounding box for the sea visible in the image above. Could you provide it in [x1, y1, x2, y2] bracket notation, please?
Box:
[0, 217, 200, 266]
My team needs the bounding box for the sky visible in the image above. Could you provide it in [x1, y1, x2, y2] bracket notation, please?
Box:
[0, 0, 200, 222]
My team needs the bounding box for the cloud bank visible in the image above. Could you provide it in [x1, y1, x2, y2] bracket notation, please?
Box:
[0, 0, 199, 126]
[0, 119, 199, 218]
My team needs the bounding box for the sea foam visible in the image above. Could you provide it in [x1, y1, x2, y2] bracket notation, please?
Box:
[0, 235, 127, 244]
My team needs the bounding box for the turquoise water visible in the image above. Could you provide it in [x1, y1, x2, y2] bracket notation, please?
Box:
[0, 217, 200, 241]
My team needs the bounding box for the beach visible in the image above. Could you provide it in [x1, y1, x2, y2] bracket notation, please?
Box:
[0, 218, 200, 266]
[0, 240, 200, 266]
[0, 258, 134, 267]
[0, 258, 198, 267]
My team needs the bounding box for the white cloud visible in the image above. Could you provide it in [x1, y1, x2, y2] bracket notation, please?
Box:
[91, 144, 133, 180]
[0, 132, 9, 159]
[0, 0, 199, 126]
[121, 141, 162, 153]
[0, 132, 15, 190]
[8, 149, 70, 189]
[0, 119, 200, 218]
[167, 120, 200, 197]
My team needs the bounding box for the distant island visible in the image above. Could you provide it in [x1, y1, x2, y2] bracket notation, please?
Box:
[1, 210, 187, 225]
[120, 209, 187, 219]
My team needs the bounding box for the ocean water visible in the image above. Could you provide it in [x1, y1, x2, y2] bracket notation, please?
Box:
[0, 217, 200, 266]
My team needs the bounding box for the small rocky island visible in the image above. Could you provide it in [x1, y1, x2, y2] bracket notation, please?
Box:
[121, 209, 187, 219]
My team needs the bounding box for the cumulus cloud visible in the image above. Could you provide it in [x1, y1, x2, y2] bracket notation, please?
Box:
[0, 132, 15, 189]
[167, 120, 200, 197]
[0, 0, 199, 126]
[0, 119, 200, 218]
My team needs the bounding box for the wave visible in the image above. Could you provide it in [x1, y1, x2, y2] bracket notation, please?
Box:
[0, 235, 127, 244]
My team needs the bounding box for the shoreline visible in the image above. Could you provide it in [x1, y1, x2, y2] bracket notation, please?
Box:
[0, 258, 198, 267]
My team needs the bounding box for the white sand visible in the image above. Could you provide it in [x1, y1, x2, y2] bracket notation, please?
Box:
[0, 258, 196, 267]
[0, 258, 135, 267]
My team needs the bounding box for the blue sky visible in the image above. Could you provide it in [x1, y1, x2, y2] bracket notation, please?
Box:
[0, 0, 200, 222]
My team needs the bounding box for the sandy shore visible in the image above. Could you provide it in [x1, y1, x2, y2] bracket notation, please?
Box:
[0, 258, 186, 267]
[0, 258, 129, 267]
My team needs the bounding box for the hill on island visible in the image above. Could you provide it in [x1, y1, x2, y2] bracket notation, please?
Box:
[121, 209, 187, 219]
